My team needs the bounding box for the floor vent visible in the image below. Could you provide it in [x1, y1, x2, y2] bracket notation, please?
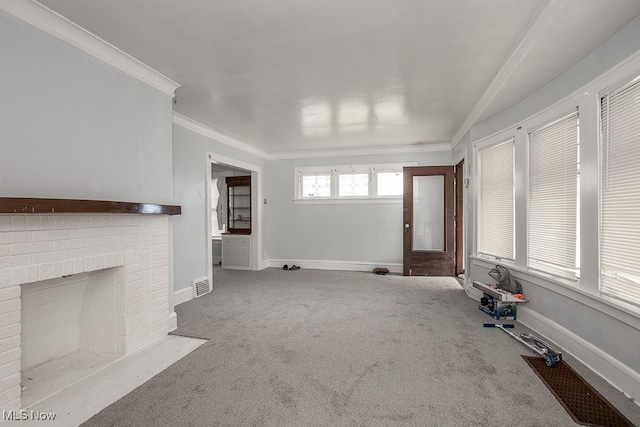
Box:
[192, 277, 211, 298]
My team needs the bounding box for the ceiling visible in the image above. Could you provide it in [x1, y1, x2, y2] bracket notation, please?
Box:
[37, 0, 640, 155]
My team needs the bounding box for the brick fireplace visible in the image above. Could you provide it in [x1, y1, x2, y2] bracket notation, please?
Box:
[0, 198, 180, 410]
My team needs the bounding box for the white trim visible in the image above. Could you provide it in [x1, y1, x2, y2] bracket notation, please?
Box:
[168, 312, 177, 332]
[174, 287, 193, 306]
[1, 0, 179, 97]
[471, 256, 640, 330]
[174, 113, 269, 159]
[518, 307, 640, 403]
[451, 0, 569, 146]
[294, 197, 402, 205]
[268, 143, 452, 160]
[206, 153, 263, 279]
[268, 259, 402, 274]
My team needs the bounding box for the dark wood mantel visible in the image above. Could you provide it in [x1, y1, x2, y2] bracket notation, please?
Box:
[0, 197, 181, 215]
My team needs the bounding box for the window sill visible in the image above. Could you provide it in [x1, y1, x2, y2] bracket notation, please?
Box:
[293, 197, 402, 205]
[471, 255, 640, 330]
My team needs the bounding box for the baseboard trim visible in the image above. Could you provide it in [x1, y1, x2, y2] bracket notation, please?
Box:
[168, 312, 177, 332]
[174, 286, 193, 306]
[268, 259, 402, 274]
[518, 306, 640, 403]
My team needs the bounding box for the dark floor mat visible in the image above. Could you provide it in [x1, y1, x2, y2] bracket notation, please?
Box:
[522, 356, 634, 427]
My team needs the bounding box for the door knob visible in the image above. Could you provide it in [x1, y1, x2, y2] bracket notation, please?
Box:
[405, 223, 410, 228]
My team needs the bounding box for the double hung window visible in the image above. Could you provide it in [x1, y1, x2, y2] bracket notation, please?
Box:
[478, 139, 515, 260]
[528, 110, 580, 279]
[600, 76, 640, 306]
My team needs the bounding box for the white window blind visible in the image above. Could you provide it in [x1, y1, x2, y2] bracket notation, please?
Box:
[600, 77, 640, 306]
[479, 139, 515, 260]
[528, 111, 579, 279]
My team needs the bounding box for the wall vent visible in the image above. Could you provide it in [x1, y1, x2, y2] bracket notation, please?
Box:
[192, 277, 212, 298]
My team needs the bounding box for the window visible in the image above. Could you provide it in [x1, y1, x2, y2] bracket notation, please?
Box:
[295, 163, 413, 202]
[528, 110, 580, 280]
[376, 171, 403, 196]
[338, 172, 369, 197]
[600, 76, 640, 306]
[478, 139, 514, 260]
[301, 173, 331, 198]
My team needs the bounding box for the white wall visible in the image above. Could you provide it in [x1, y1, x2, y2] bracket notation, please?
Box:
[172, 124, 268, 293]
[460, 14, 640, 400]
[0, 11, 174, 204]
[267, 151, 451, 270]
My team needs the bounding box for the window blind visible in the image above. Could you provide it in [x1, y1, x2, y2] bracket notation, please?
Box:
[528, 111, 579, 279]
[600, 77, 640, 306]
[479, 139, 514, 260]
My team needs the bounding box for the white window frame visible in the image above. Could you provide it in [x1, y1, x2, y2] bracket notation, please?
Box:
[599, 73, 640, 308]
[476, 136, 515, 262]
[294, 162, 417, 204]
[526, 108, 580, 281]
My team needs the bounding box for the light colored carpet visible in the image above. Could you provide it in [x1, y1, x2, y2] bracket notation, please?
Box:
[82, 268, 640, 426]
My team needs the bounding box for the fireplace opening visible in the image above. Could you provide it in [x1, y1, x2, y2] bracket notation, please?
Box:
[20, 267, 124, 406]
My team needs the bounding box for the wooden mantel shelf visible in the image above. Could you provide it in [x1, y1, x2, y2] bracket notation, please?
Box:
[0, 197, 181, 215]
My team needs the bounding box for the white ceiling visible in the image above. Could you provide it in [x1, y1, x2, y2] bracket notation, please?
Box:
[37, 0, 640, 155]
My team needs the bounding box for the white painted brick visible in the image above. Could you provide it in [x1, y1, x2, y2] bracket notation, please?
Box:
[37, 263, 53, 280]
[10, 268, 25, 286]
[0, 244, 9, 257]
[34, 229, 73, 241]
[0, 217, 10, 232]
[32, 249, 73, 264]
[69, 238, 88, 249]
[53, 240, 71, 251]
[0, 336, 20, 355]
[10, 241, 53, 255]
[7, 254, 33, 268]
[84, 257, 96, 272]
[51, 262, 64, 278]
[0, 298, 20, 316]
[113, 253, 124, 266]
[0, 380, 21, 408]
[25, 265, 38, 283]
[0, 287, 19, 302]
[73, 259, 84, 274]
[72, 228, 103, 239]
[0, 324, 20, 341]
[0, 311, 20, 328]
[39, 215, 55, 229]
[0, 270, 9, 288]
[0, 348, 20, 367]
[0, 374, 21, 397]
[10, 216, 25, 231]
[62, 260, 74, 276]
[54, 215, 72, 229]
[25, 215, 41, 231]
[70, 216, 92, 229]
[0, 232, 32, 245]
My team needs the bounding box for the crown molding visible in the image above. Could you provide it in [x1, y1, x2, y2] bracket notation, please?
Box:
[1, 0, 180, 97]
[267, 142, 452, 160]
[173, 112, 269, 159]
[173, 112, 451, 161]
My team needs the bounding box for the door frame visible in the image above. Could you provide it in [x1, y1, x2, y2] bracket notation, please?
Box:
[403, 166, 455, 276]
[206, 152, 263, 287]
[455, 159, 465, 276]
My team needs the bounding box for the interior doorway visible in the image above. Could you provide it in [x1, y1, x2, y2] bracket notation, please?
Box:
[206, 153, 263, 286]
